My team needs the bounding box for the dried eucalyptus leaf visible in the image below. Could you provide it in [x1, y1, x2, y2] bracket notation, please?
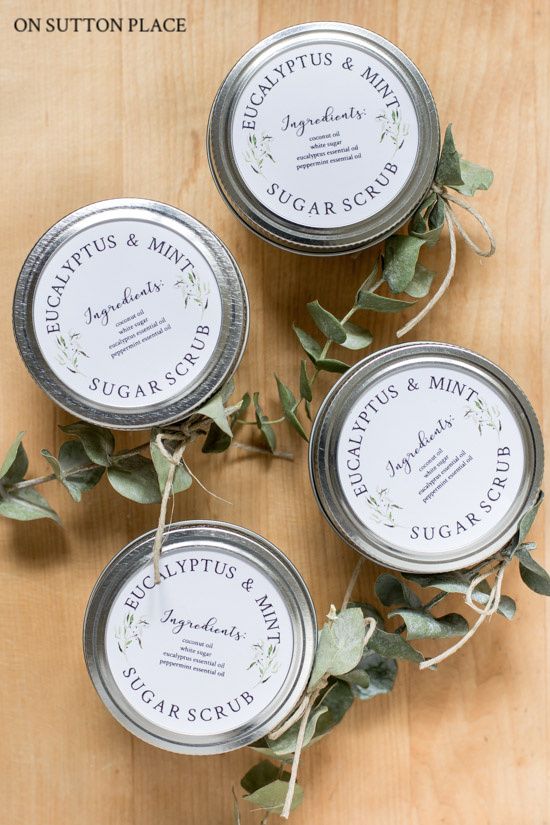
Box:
[266, 706, 328, 756]
[241, 760, 286, 794]
[306, 300, 347, 344]
[405, 263, 436, 298]
[403, 571, 515, 619]
[349, 650, 398, 700]
[253, 393, 276, 452]
[340, 321, 374, 350]
[308, 607, 366, 688]
[388, 608, 469, 640]
[315, 358, 349, 374]
[409, 194, 445, 246]
[150, 431, 192, 495]
[368, 627, 423, 663]
[517, 548, 550, 596]
[201, 422, 232, 454]
[275, 376, 307, 441]
[518, 491, 544, 543]
[299, 360, 312, 403]
[0, 487, 60, 523]
[60, 421, 115, 467]
[337, 668, 370, 689]
[107, 455, 161, 504]
[309, 680, 354, 745]
[243, 779, 303, 814]
[0, 432, 28, 483]
[383, 235, 424, 293]
[375, 573, 422, 609]
[435, 124, 464, 187]
[195, 392, 232, 437]
[453, 158, 494, 196]
[354, 291, 414, 313]
[52, 441, 104, 502]
[354, 258, 380, 305]
[348, 601, 385, 624]
[293, 325, 322, 364]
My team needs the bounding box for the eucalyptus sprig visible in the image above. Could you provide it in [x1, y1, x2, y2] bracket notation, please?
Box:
[235, 493, 549, 821]
[238, 125, 495, 451]
[0, 380, 258, 524]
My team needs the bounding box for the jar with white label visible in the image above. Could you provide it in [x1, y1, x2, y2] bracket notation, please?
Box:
[309, 342, 544, 572]
[208, 22, 439, 255]
[83, 521, 316, 754]
[13, 199, 249, 429]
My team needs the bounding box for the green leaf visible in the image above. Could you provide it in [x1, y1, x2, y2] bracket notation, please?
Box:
[354, 291, 414, 313]
[150, 431, 192, 495]
[453, 158, 494, 196]
[293, 325, 323, 364]
[203, 393, 251, 453]
[243, 779, 303, 814]
[275, 376, 307, 441]
[308, 680, 354, 744]
[195, 392, 232, 437]
[388, 609, 469, 640]
[355, 258, 380, 305]
[308, 607, 366, 688]
[340, 321, 373, 350]
[383, 235, 425, 293]
[299, 360, 312, 403]
[405, 263, 436, 298]
[306, 300, 346, 344]
[60, 422, 115, 467]
[107, 455, 161, 504]
[435, 124, 464, 187]
[266, 706, 328, 756]
[348, 650, 398, 700]
[368, 626, 423, 663]
[517, 547, 550, 596]
[403, 571, 516, 620]
[409, 194, 445, 246]
[0, 487, 60, 523]
[518, 491, 544, 543]
[42, 441, 104, 502]
[253, 393, 276, 452]
[0, 432, 28, 483]
[315, 358, 349, 374]
[241, 761, 286, 794]
[375, 573, 422, 609]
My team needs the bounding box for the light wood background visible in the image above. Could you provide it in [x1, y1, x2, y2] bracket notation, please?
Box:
[1, 1, 548, 823]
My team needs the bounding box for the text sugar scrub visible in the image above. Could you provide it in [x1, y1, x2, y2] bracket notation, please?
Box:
[309, 343, 543, 572]
[83, 521, 316, 754]
[208, 22, 439, 255]
[13, 199, 248, 429]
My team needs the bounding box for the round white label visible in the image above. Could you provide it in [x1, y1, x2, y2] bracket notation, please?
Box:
[231, 43, 419, 229]
[106, 548, 294, 736]
[336, 365, 526, 554]
[33, 219, 223, 408]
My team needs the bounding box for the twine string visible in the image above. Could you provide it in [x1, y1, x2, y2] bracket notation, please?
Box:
[418, 557, 510, 671]
[274, 617, 377, 819]
[397, 184, 496, 339]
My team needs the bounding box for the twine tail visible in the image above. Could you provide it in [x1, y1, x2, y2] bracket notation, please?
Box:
[281, 690, 318, 819]
[397, 185, 496, 339]
[419, 558, 509, 670]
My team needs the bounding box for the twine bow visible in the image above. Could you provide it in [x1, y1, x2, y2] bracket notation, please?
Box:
[397, 183, 496, 338]
[419, 556, 510, 670]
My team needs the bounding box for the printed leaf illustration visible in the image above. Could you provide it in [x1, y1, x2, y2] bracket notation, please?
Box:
[243, 132, 275, 175]
[174, 268, 210, 312]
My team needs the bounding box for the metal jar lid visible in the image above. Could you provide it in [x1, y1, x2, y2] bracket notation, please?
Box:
[309, 342, 544, 573]
[13, 199, 249, 429]
[83, 520, 317, 755]
[208, 22, 439, 255]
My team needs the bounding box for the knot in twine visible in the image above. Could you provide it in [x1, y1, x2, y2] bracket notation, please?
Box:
[419, 556, 510, 670]
[269, 615, 377, 819]
[151, 417, 233, 584]
[397, 183, 496, 339]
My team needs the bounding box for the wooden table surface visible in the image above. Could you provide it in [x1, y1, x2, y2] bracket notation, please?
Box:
[1, 1, 548, 823]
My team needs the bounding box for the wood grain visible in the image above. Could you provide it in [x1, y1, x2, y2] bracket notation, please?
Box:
[0, 1, 548, 823]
